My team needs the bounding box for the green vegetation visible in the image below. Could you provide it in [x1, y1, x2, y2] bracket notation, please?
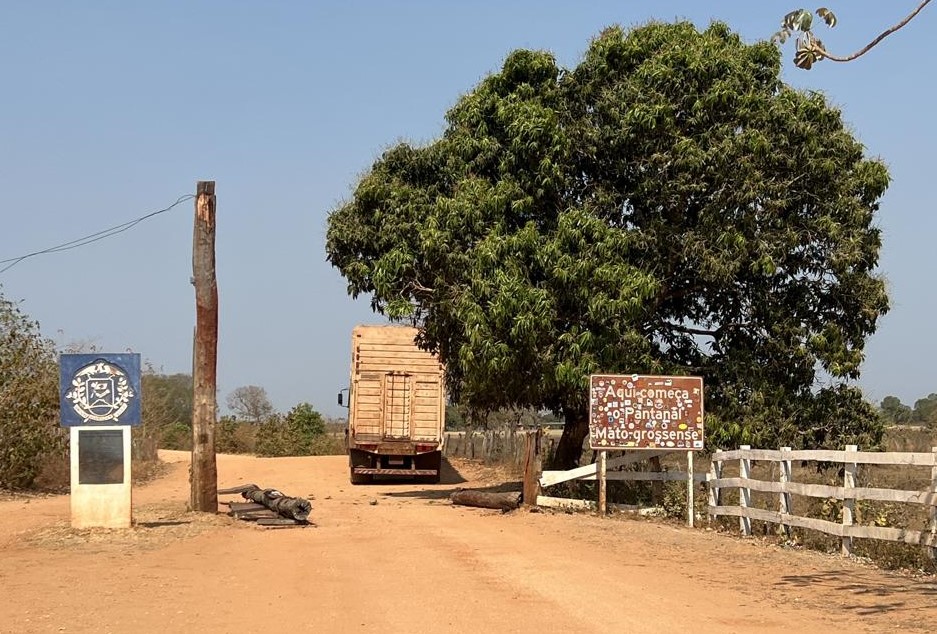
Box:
[879, 393, 937, 428]
[0, 288, 64, 489]
[327, 21, 891, 467]
[255, 403, 340, 457]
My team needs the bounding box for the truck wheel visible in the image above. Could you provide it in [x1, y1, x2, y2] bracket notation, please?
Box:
[416, 451, 442, 484]
[350, 468, 372, 485]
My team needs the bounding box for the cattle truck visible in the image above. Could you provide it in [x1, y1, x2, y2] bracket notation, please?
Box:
[340, 325, 446, 484]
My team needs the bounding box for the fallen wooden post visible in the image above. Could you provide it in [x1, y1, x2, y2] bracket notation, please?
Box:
[218, 484, 311, 521]
[450, 490, 521, 511]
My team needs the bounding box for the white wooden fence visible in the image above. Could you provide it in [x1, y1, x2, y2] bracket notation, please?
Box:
[708, 445, 937, 558]
[537, 450, 706, 526]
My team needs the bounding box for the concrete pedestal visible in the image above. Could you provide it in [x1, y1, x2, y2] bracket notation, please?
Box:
[70, 426, 132, 529]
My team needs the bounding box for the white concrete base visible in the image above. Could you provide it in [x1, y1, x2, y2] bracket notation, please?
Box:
[70, 426, 133, 529]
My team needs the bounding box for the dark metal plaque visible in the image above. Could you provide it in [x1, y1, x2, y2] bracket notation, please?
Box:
[78, 429, 125, 484]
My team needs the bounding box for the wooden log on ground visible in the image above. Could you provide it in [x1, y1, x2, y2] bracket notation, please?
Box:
[450, 490, 522, 511]
[218, 484, 311, 521]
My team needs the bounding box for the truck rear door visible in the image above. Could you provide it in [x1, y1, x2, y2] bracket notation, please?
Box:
[381, 372, 411, 440]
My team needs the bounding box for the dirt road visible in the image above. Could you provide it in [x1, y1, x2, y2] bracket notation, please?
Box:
[1, 451, 935, 633]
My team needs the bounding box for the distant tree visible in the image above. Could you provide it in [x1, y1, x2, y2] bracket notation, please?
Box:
[775, 3, 932, 69]
[880, 395, 913, 425]
[226, 385, 274, 423]
[327, 22, 891, 467]
[0, 289, 64, 488]
[285, 402, 325, 440]
[911, 393, 937, 426]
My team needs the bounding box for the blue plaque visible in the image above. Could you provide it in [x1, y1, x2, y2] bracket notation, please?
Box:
[60, 353, 142, 426]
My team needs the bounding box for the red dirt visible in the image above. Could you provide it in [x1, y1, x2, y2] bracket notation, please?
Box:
[1, 451, 934, 633]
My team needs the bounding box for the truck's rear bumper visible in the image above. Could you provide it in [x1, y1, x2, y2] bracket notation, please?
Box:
[352, 467, 438, 476]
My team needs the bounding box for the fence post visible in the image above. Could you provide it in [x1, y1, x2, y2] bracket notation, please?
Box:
[842, 445, 858, 557]
[522, 429, 542, 507]
[597, 449, 607, 516]
[708, 451, 723, 524]
[739, 445, 752, 536]
[929, 447, 937, 560]
[779, 446, 792, 539]
[686, 450, 694, 528]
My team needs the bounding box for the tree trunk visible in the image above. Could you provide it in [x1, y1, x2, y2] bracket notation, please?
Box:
[450, 490, 521, 511]
[551, 408, 589, 470]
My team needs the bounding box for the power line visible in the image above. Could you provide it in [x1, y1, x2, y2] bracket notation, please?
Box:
[0, 194, 195, 275]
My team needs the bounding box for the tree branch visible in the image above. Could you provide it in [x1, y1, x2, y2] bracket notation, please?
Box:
[661, 322, 719, 337]
[814, 0, 931, 63]
[407, 280, 435, 294]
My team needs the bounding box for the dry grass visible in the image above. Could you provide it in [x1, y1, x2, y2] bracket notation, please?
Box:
[514, 427, 937, 575]
[22, 502, 237, 552]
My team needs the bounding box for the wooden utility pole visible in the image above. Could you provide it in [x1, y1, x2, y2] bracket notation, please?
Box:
[191, 181, 218, 512]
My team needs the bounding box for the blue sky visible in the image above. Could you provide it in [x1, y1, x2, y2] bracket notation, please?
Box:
[1, 1, 934, 418]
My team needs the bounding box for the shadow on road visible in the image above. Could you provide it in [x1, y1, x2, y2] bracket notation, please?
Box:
[776, 569, 937, 615]
[381, 480, 522, 501]
[350, 457, 524, 501]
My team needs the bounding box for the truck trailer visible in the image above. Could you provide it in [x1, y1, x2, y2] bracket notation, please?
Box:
[340, 325, 446, 484]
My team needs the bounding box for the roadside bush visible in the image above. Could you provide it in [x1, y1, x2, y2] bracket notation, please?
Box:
[160, 422, 192, 451]
[0, 291, 65, 489]
[306, 432, 346, 456]
[216, 416, 256, 454]
[254, 403, 341, 457]
[254, 414, 296, 457]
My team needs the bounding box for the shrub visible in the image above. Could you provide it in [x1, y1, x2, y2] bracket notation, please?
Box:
[254, 404, 340, 457]
[0, 291, 65, 489]
[159, 421, 192, 451]
[216, 416, 256, 454]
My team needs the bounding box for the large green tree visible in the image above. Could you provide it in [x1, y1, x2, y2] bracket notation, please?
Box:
[0, 289, 63, 488]
[327, 22, 890, 467]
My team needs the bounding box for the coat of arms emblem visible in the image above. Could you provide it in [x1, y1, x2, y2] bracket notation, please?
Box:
[65, 361, 135, 423]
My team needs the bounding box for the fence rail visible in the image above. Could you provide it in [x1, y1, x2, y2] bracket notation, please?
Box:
[709, 445, 937, 557]
[538, 449, 702, 525]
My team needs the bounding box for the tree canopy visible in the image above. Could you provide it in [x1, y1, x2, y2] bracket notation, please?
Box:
[226, 385, 275, 423]
[326, 21, 891, 467]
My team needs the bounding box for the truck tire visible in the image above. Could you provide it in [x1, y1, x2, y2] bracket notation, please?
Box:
[349, 449, 373, 485]
[350, 468, 372, 485]
[416, 451, 442, 484]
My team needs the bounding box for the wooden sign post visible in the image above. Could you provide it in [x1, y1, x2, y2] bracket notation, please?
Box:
[588, 374, 704, 525]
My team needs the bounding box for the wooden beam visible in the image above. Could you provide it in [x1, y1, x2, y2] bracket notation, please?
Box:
[522, 429, 542, 506]
[842, 445, 857, 556]
[191, 181, 218, 513]
[597, 450, 607, 516]
[450, 490, 521, 511]
[739, 445, 752, 536]
[716, 448, 936, 466]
